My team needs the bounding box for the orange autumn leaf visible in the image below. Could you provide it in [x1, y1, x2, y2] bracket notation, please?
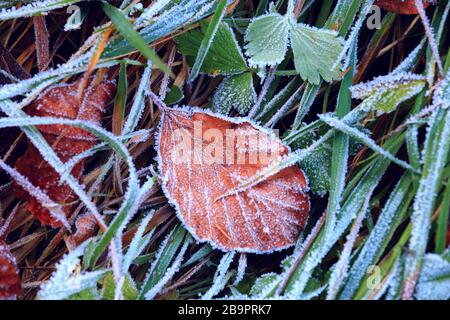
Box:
[15, 78, 116, 228]
[374, 0, 429, 14]
[0, 240, 20, 300]
[157, 108, 309, 253]
[66, 213, 98, 250]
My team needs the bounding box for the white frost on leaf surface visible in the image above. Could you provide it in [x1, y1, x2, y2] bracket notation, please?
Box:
[213, 73, 256, 115]
[233, 253, 248, 286]
[415, 253, 450, 300]
[290, 24, 343, 84]
[433, 68, 450, 109]
[350, 72, 426, 115]
[404, 108, 450, 298]
[0, 159, 69, 229]
[392, 40, 425, 75]
[244, 12, 343, 84]
[135, 0, 172, 26]
[318, 113, 415, 172]
[144, 237, 190, 300]
[202, 252, 235, 299]
[351, 72, 426, 99]
[244, 14, 290, 68]
[0, 0, 83, 21]
[37, 242, 108, 300]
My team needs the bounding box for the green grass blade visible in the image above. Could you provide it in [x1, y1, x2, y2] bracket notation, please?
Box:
[188, 0, 228, 82]
[101, 1, 172, 76]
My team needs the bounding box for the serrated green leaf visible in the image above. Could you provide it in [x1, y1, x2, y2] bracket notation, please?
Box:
[175, 22, 248, 76]
[188, 0, 227, 81]
[212, 72, 256, 115]
[290, 24, 343, 84]
[245, 13, 290, 67]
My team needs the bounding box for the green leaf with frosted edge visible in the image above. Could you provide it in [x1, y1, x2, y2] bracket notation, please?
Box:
[351, 73, 427, 115]
[249, 273, 279, 297]
[175, 22, 248, 75]
[164, 85, 184, 105]
[244, 14, 290, 68]
[101, 273, 138, 300]
[290, 24, 343, 84]
[213, 72, 256, 115]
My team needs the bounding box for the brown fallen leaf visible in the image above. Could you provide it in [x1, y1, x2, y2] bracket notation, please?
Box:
[15, 78, 116, 228]
[0, 240, 20, 300]
[157, 108, 309, 253]
[65, 213, 98, 250]
[374, 0, 430, 14]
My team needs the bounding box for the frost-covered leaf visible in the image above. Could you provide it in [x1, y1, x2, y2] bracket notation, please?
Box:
[351, 72, 426, 115]
[202, 252, 235, 299]
[14, 78, 116, 228]
[244, 14, 290, 68]
[139, 225, 187, 299]
[104, 0, 220, 58]
[249, 272, 280, 297]
[403, 108, 450, 298]
[299, 145, 331, 197]
[415, 253, 450, 300]
[164, 85, 184, 105]
[290, 24, 343, 84]
[101, 272, 138, 300]
[0, 240, 20, 300]
[433, 68, 450, 108]
[290, 128, 332, 197]
[175, 21, 248, 76]
[157, 107, 309, 253]
[37, 242, 108, 300]
[64, 3, 87, 31]
[0, 0, 83, 21]
[212, 73, 256, 115]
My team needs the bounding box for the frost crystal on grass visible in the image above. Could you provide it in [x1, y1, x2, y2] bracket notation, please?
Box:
[351, 72, 426, 100]
[213, 73, 256, 115]
[319, 113, 415, 172]
[340, 176, 410, 299]
[415, 253, 450, 300]
[144, 237, 190, 300]
[37, 242, 108, 300]
[202, 252, 235, 299]
[0, 0, 83, 21]
[404, 108, 450, 298]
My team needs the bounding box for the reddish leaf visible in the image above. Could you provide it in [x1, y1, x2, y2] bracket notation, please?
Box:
[374, 0, 429, 14]
[66, 213, 98, 250]
[15, 79, 116, 228]
[0, 240, 20, 300]
[157, 108, 309, 253]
